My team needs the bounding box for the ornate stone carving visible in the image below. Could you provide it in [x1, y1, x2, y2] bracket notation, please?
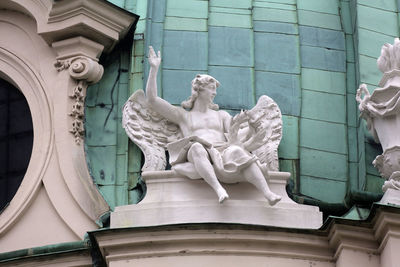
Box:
[54, 56, 104, 144]
[356, 38, 400, 192]
[123, 46, 282, 205]
[55, 56, 104, 83]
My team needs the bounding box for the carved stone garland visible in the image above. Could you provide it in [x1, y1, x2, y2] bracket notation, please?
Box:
[54, 56, 104, 144]
[356, 38, 400, 193]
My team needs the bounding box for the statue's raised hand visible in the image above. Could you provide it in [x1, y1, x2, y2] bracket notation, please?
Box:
[148, 46, 161, 68]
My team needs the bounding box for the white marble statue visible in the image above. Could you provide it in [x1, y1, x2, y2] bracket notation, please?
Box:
[123, 46, 282, 205]
[356, 38, 400, 192]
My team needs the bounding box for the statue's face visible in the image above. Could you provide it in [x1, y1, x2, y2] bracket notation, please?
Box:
[198, 82, 217, 103]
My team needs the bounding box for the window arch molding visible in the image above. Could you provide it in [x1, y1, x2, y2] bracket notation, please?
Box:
[0, 47, 53, 233]
[0, 1, 137, 243]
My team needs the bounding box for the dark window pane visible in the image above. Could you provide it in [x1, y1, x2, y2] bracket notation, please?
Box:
[0, 79, 33, 212]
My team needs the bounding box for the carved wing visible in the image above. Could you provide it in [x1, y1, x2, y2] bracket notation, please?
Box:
[247, 95, 283, 171]
[122, 89, 182, 171]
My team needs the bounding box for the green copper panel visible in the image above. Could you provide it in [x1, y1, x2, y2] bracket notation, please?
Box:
[279, 115, 299, 159]
[210, 7, 252, 15]
[358, 28, 396, 58]
[300, 46, 346, 72]
[365, 174, 384, 193]
[347, 126, 358, 162]
[300, 147, 348, 181]
[87, 146, 117, 185]
[162, 69, 201, 105]
[345, 35, 355, 63]
[300, 176, 346, 203]
[358, 0, 397, 12]
[359, 55, 381, 86]
[253, 21, 298, 34]
[299, 26, 345, 50]
[340, 1, 352, 34]
[85, 106, 117, 146]
[346, 63, 356, 93]
[86, 63, 119, 106]
[301, 90, 346, 124]
[253, 2, 295, 10]
[163, 30, 208, 70]
[348, 162, 359, 190]
[301, 68, 346, 95]
[297, 10, 342, 30]
[347, 94, 357, 127]
[164, 17, 207, 31]
[149, 23, 165, 56]
[256, 0, 295, 4]
[209, 66, 255, 110]
[209, 0, 252, 9]
[357, 5, 398, 36]
[253, 7, 297, 23]
[300, 119, 347, 154]
[209, 27, 253, 67]
[297, 0, 339, 15]
[254, 32, 300, 74]
[116, 154, 128, 185]
[98, 184, 128, 210]
[151, 0, 166, 23]
[166, 0, 208, 18]
[209, 12, 252, 28]
[255, 71, 300, 116]
[128, 141, 142, 173]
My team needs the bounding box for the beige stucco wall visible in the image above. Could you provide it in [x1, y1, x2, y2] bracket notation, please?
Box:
[0, 0, 136, 254]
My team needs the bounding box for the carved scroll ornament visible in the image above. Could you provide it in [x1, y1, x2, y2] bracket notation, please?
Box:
[55, 56, 104, 144]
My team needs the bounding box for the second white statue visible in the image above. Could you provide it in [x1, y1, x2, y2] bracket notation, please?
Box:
[123, 46, 283, 205]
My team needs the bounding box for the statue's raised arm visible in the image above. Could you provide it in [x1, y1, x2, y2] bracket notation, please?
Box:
[145, 46, 183, 125]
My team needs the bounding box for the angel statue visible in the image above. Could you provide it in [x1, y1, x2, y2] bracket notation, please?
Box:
[123, 46, 283, 205]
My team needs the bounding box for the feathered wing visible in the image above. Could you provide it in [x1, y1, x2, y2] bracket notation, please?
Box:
[122, 90, 181, 171]
[248, 95, 283, 171]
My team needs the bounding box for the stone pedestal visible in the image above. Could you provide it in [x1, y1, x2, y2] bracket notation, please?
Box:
[379, 188, 400, 206]
[111, 171, 323, 229]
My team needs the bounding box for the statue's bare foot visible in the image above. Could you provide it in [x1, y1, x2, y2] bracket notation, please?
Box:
[218, 189, 229, 203]
[266, 193, 281, 206]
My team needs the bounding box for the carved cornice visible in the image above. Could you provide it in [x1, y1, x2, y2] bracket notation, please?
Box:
[8, 0, 137, 53]
[42, 0, 137, 52]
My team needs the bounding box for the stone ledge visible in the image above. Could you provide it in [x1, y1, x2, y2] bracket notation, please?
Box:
[111, 171, 323, 229]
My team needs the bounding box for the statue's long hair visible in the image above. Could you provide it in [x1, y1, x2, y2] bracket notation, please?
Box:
[181, 74, 220, 111]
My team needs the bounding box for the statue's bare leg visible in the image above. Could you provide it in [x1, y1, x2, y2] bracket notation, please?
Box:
[188, 143, 229, 203]
[242, 163, 281, 206]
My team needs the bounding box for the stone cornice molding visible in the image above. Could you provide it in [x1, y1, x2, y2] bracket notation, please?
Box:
[10, 0, 137, 53]
[93, 226, 333, 264]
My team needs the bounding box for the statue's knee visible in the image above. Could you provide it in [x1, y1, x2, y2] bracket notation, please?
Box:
[189, 143, 208, 159]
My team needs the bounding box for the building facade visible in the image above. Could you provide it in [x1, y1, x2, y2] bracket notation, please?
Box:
[1, 0, 400, 266]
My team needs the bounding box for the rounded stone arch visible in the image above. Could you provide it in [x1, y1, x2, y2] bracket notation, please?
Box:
[0, 47, 53, 233]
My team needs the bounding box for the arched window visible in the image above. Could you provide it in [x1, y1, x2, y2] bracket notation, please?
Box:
[0, 79, 33, 212]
